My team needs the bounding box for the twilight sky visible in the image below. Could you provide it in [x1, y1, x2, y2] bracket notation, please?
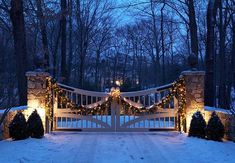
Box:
[114, 0, 146, 26]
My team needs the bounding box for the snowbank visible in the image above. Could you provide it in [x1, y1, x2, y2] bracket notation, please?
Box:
[0, 106, 27, 114]
[205, 106, 231, 114]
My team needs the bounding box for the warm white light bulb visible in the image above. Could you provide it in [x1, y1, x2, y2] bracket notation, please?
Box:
[115, 80, 121, 86]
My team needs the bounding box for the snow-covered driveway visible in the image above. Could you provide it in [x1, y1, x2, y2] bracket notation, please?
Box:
[0, 132, 235, 163]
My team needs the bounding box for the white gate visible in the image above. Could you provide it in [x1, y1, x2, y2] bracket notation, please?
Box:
[53, 83, 178, 132]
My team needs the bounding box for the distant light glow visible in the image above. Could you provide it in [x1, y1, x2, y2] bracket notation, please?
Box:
[115, 80, 121, 86]
[136, 80, 139, 85]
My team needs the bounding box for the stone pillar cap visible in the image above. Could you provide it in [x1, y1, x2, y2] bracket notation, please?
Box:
[26, 70, 51, 77]
[181, 70, 205, 76]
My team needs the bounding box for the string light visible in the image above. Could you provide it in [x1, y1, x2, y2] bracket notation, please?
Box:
[155, 77, 186, 129]
[45, 77, 186, 128]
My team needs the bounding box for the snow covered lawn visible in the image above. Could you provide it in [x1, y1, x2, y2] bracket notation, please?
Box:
[0, 132, 235, 163]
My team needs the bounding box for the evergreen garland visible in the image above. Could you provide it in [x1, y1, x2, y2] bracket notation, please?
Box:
[156, 77, 186, 130]
[45, 77, 186, 128]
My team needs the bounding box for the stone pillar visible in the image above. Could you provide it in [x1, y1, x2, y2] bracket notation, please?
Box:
[181, 71, 205, 132]
[25, 71, 51, 133]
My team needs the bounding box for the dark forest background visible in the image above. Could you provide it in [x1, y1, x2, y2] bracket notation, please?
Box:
[0, 0, 234, 110]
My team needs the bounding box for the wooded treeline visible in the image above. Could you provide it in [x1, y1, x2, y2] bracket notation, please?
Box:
[0, 0, 234, 109]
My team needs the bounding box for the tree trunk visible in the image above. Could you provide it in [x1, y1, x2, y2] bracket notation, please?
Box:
[205, 0, 218, 107]
[160, 3, 166, 84]
[131, 55, 135, 84]
[53, 25, 61, 79]
[60, 0, 67, 83]
[150, 0, 160, 85]
[122, 54, 128, 83]
[95, 50, 100, 89]
[112, 54, 118, 86]
[232, 11, 235, 88]
[10, 0, 28, 105]
[187, 0, 199, 67]
[218, 0, 229, 109]
[79, 55, 85, 88]
[67, 0, 73, 84]
[77, 0, 85, 88]
[35, 0, 50, 71]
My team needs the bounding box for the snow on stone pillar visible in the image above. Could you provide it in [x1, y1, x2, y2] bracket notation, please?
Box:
[25, 71, 51, 133]
[181, 71, 205, 132]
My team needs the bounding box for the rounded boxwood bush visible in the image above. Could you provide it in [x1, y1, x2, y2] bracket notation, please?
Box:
[9, 112, 28, 140]
[27, 110, 44, 138]
[206, 112, 224, 141]
[188, 111, 206, 138]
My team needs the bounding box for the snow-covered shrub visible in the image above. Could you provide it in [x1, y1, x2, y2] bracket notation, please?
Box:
[9, 112, 28, 140]
[206, 112, 224, 141]
[188, 111, 206, 138]
[27, 110, 44, 138]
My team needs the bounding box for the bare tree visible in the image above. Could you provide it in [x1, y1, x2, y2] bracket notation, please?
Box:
[67, 0, 73, 83]
[35, 0, 50, 71]
[160, 3, 166, 83]
[186, 0, 199, 66]
[218, 0, 231, 109]
[205, 0, 219, 107]
[230, 1, 235, 112]
[232, 6, 235, 88]
[10, 0, 28, 105]
[60, 0, 67, 83]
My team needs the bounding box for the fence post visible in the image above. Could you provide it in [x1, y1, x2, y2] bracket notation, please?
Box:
[25, 70, 52, 133]
[52, 91, 58, 131]
[110, 101, 116, 131]
[181, 71, 205, 132]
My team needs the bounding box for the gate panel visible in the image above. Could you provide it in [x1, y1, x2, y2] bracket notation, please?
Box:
[55, 108, 116, 132]
[54, 84, 116, 131]
[53, 83, 178, 132]
[117, 85, 178, 131]
[116, 108, 177, 132]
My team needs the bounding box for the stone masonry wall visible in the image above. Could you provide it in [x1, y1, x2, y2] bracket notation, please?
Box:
[0, 71, 51, 140]
[1, 111, 17, 139]
[25, 71, 51, 132]
[181, 71, 205, 132]
[0, 111, 22, 139]
[205, 110, 235, 140]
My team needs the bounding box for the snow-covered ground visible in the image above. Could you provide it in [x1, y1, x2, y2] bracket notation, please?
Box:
[0, 132, 235, 163]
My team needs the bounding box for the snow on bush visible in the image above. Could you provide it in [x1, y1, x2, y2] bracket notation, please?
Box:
[27, 110, 44, 138]
[206, 111, 224, 141]
[188, 111, 206, 138]
[9, 112, 28, 140]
